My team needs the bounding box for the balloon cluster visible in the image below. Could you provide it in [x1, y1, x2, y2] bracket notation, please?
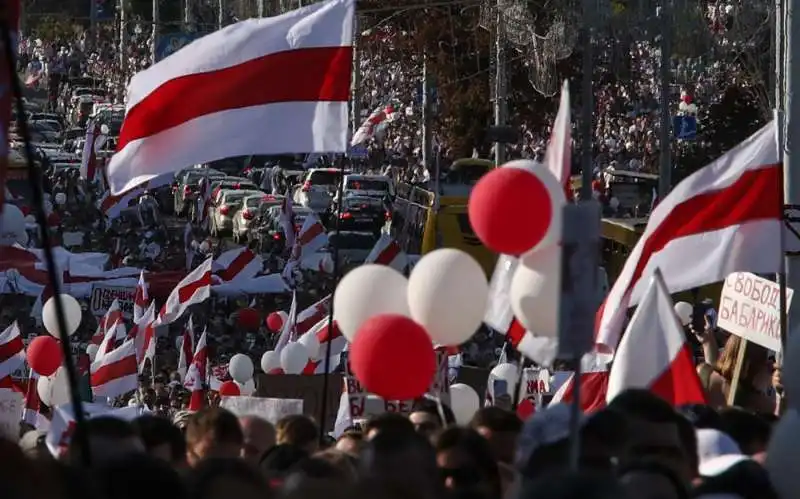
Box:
[332, 249, 489, 400]
[217, 354, 256, 397]
[467, 160, 566, 363]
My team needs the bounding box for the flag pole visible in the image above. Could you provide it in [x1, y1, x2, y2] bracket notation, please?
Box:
[0, 18, 91, 466]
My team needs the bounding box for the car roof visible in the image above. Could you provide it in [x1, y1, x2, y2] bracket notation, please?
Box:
[328, 230, 378, 237]
[345, 174, 390, 181]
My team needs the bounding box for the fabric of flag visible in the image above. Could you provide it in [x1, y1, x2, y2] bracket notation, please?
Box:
[213, 247, 262, 282]
[351, 103, 396, 146]
[178, 317, 195, 380]
[364, 233, 407, 271]
[274, 291, 298, 354]
[133, 270, 150, 323]
[131, 302, 156, 370]
[186, 330, 208, 411]
[79, 119, 105, 181]
[0, 321, 24, 379]
[22, 369, 50, 430]
[596, 122, 783, 357]
[90, 339, 139, 398]
[280, 188, 297, 250]
[544, 81, 573, 199]
[91, 299, 123, 345]
[296, 213, 328, 258]
[106, 0, 355, 194]
[155, 257, 213, 326]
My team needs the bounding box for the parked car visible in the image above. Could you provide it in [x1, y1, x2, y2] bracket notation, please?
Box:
[249, 204, 312, 254]
[172, 168, 225, 215]
[294, 168, 351, 213]
[231, 193, 284, 244]
[209, 189, 262, 237]
[339, 174, 394, 200]
[329, 195, 389, 232]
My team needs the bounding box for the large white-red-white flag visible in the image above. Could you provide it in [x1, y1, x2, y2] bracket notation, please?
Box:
[155, 257, 213, 326]
[186, 330, 208, 411]
[91, 299, 123, 345]
[596, 121, 783, 357]
[606, 269, 707, 406]
[0, 322, 24, 379]
[545, 80, 573, 199]
[90, 339, 139, 398]
[106, 0, 355, 194]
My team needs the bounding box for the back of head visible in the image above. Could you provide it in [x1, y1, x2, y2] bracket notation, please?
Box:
[469, 406, 523, 434]
[275, 415, 319, 452]
[260, 444, 309, 483]
[360, 427, 441, 492]
[188, 457, 270, 499]
[517, 470, 629, 499]
[678, 404, 723, 430]
[133, 415, 186, 465]
[717, 407, 772, 455]
[608, 389, 678, 424]
[68, 416, 144, 465]
[411, 397, 456, 426]
[436, 427, 502, 497]
[185, 407, 244, 464]
[364, 412, 416, 440]
[94, 453, 188, 499]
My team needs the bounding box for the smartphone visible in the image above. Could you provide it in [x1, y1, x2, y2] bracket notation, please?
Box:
[692, 302, 709, 331]
[493, 379, 508, 398]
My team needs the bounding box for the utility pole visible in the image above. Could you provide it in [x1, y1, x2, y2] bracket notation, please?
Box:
[658, 1, 673, 200]
[784, 0, 800, 337]
[184, 0, 192, 29]
[422, 53, 433, 172]
[493, 0, 507, 166]
[258, 0, 266, 17]
[579, 0, 593, 201]
[350, 16, 361, 139]
[90, 0, 98, 50]
[219, 0, 225, 29]
[119, 0, 128, 77]
[151, 0, 159, 64]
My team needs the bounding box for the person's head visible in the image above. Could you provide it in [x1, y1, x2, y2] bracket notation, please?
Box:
[363, 412, 415, 441]
[409, 398, 456, 438]
[187, 457, 271, 499]
[133, 415, 186, 467]
[717, 407, 772, 456]
[519, 470, 629, 499]
[716, 336, 773, 390]
[275, 415, 319, 453]
[469, 406, 522, 464]
[239, 416, 275, 465]
[259, 444, 309, 486]
[335, 428, 364, 457]
[618, 460, 690, 499]
[435, 427, 502, 499]
[185, 408, 244, 466]
[93, 453, 188, 499]
[360, 427, 443, 498]
[677, 404, 723, 430]
[313, 449, 359, 482]
[608, 389, 689, 484]
[67, 416, 145, 465]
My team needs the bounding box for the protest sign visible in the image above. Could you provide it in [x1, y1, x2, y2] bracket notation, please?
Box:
[220, 396, 304, 424]
[0, 391, 22, 440]
[89, 284, 136, 318]
[718, 272, 793, 352]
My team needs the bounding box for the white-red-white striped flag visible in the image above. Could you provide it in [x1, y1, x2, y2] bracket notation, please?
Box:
[133, 270, 150, 323]
[0, 322, 25, 379]
[186, 330, 208, 411]
[178, 316, 195, 380]
[90, 339, 138, 398]
[155, 257, 213, 326]
[364, 233, 407, 271]
[296, 213, 328, 258]
[106, 0, 355, 194]
[91, 299, 123, 345]
[22, 369, 50, 430]
[213, 247, 262, 282]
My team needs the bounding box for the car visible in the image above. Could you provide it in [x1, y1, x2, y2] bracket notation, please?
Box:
[330, 195, 389, 232]
[173, 168, 225, 215]
[231, 193, 284, 244]
[294, 168, 351, 213]
[249, 204, 313, 253]
[209, 177, 259, 202]
[339, 174, 394, 200]
[209, 189, 262, 237]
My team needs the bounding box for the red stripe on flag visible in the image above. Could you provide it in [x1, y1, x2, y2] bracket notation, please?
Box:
[298, 222, 325, 246]
[118, 47, 353, 150]
[506, 319, 526, 348]
[0, 335, 22, 361]
[302, 360, 318, 375]
[217, 249, 254, 282]
[597, 165, 782, 335]
[317, 322, 342, 343]
[178, 271, 212, 302]
[91, 355, 138, 386]
[375, 241, 401, 265]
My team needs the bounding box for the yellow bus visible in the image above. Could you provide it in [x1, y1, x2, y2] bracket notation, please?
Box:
[391, 158, 497, 275]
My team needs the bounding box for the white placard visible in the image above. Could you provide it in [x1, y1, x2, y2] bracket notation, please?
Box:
[220, 396, 304, 424]
[718, 272, 793, 352]
[62, 231, 84, 248]
[89, 284, 136, 318]
[0, 391, 23, 440]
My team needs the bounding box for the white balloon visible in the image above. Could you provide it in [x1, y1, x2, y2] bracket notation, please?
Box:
[673, 301, 693, 327]
[298, 332, 321, 361]
[229, 353, 254, 383]
[334, 264, 410, 341]
[24, 214, 35, 224]
[503, 160, 567, 252]
[54, 193, 67, 205]
[766, 409, 800, 499]
[86, 343, 99, 362]
[42, 294, 83, 339]
[236, 378, 256, 396]
[408, 248, 488, 346]
[449, 383, 480, 424]
[490, 363, 519, 395]
[260, 351, 280, 373]
[37, 367, 71, 407]
[0, 204, 26, 245]
[510, 244, 561, 337]
[280, 342, 309, 374]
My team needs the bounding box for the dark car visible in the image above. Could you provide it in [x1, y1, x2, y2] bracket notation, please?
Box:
[329, 195, 389, 232]
[248, 205, 312, 254]
[172, 168, 225, 216]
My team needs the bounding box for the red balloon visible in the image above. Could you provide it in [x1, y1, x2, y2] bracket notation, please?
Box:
[516, 398, 536, 420]
[218, 380, 240, 397]
[350, 314, 436, 401]
[468, 167, 553, 255]
[266, 312, 284, 332]
[682, 94, 693, 104]
[238, 308, 260, 330]
[27, 336, 63, 376]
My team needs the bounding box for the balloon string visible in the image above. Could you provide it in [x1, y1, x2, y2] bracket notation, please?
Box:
[0, 17, 91, 466]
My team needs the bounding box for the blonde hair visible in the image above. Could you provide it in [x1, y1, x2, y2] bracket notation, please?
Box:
[715, 335, 768, 384]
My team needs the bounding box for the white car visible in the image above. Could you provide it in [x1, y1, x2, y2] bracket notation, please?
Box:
[293, 168, 351, 213]
[231, 193, 284, 244]
[209, 189, 262, 237]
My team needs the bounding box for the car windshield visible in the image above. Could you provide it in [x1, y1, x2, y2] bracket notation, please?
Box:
[245, 197, 263, 208]
[309, 170, 341, 185]
[329, 233, 378, 249]
[224, 193, 247, 205]
[346, 179, 388, 191]
[344, 198, 383, 210]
